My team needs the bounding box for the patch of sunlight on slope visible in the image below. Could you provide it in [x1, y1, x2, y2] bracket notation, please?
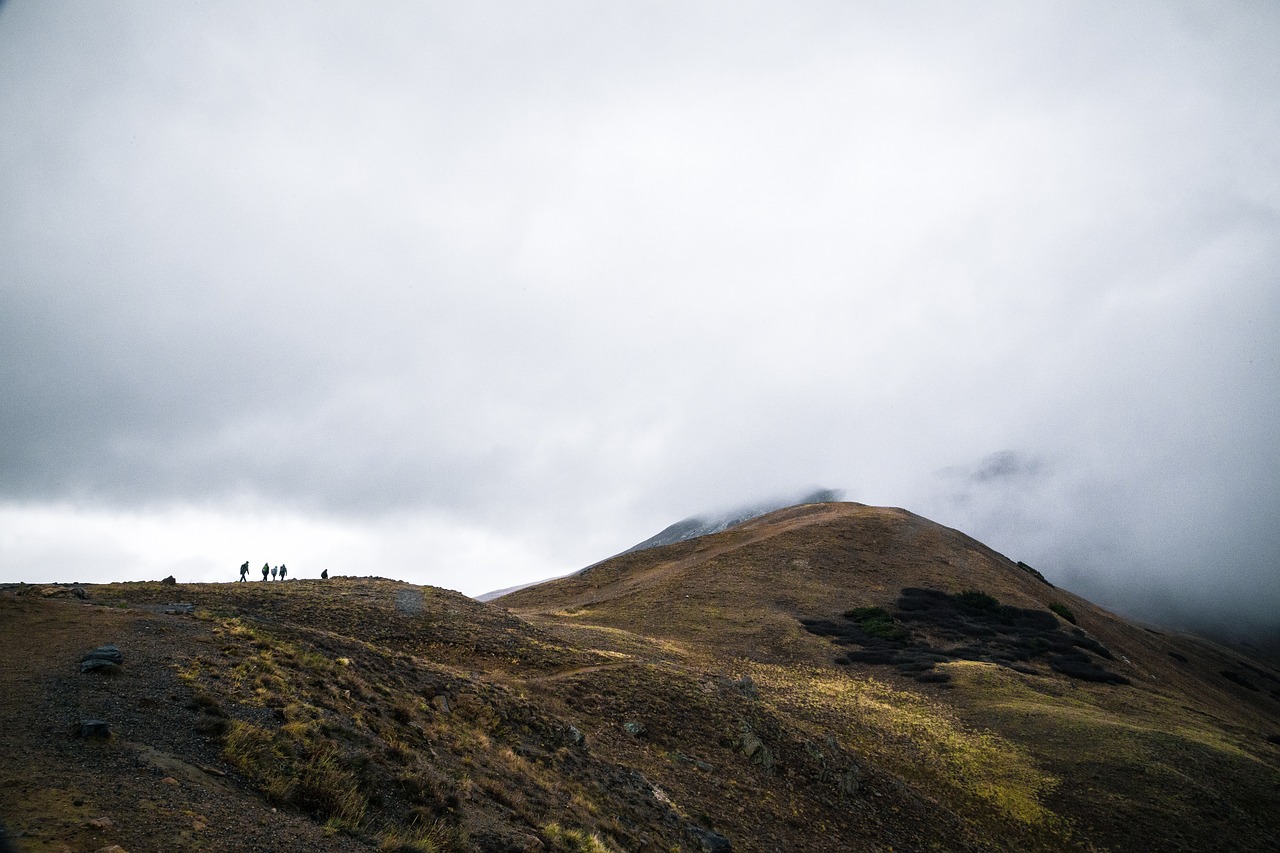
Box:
[746, 661, 1060, 829]
[951, 661, 1265, 765]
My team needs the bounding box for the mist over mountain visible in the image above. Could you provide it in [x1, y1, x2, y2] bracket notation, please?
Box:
[620, 488, 844, 555]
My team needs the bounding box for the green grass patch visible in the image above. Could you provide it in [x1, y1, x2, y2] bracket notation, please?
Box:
[1048, 603, 1076, 624]
[842, 606, 908, 642]
[956, 590, 999, 611]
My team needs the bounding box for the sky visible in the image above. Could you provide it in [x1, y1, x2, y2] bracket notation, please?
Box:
[1, 2, 1277, 643]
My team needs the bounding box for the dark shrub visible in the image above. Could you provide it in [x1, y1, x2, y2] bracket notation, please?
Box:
[1016, 561, 1052, 585]
[842, 606, 908, 643]
[956, 590, 999, 611]
[897, 588, 951, 612]
[1220, 671, 1259, 692]
[895, 659, 936, 673]
[844, 649, 903, 665]
[1070, 629, 1115, 660]
[843, 606, 890, 621]
[810, 585, 1132, 689]
[800, 618, 863, 644]
[1048, 602, 1077, 624]
[1048, 655, 1129, 685]
[1236, 660, 1280, 684]
[914, 671, 952, 684]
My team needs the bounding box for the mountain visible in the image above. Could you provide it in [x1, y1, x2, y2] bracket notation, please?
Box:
[475, 489, 842, 602]
[3, 502, 1279, 853]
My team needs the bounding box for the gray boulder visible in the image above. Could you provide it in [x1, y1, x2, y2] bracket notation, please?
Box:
[80, 645, 123, 674]
[687, 825, 732, 852]
[77, 719, 111, 739]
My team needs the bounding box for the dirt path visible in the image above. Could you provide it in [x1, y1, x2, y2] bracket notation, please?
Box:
[519, 662, 636, 684]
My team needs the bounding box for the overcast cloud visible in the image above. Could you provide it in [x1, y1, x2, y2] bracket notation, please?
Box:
[1, 2, 1277, 643]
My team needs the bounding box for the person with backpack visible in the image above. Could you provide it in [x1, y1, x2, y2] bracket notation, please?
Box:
[239, 561, 249, 581]
[279, 564, 287, 580]
[262, 563, 269, 580]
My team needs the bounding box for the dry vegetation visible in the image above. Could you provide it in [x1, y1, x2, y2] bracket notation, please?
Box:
[3, 503, 1280, 852]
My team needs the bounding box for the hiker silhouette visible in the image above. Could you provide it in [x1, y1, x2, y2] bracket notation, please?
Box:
[261, 563, 269, 580]
[271, 566, 278, 580]
[279, 564, 287, 580]
[239, 561, 249, 581]
[321, 569, 328, 580]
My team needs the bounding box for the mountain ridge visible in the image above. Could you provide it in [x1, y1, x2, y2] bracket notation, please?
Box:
[4, 501, 1279, 852]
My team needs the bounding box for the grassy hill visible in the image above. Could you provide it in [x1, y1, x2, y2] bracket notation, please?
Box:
[3, 502, 1278, 852]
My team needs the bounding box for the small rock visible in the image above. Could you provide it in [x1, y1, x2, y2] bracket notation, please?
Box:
[738, 732, 774, 771]
[93, 846, 131, 853]
[160, 575, 176, 585]
[564, 724, 585, 746]
[78, 719, 111, 739]
[839, 767, 862, 795]
[673, 752, 714, 772]
[686, 825, 733, 852]
[622, 721, 646, 737]
[161, 777, 179, 786]
[82, 645, 124, 665]
[72, 587, 88, 599]
[731, 676, 759, 699]
[80, 659, 121, 675]
[431, 695, 451, 714]
[86, 816, 114, 829]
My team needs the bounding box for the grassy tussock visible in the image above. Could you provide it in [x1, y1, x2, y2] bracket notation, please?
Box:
[223, 720, 367, 827]
[377, 819, 464, 852]
[541, 822, 620, 853]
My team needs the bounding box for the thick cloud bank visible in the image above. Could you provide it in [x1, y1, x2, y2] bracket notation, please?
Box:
[1, 2, 1276, 646]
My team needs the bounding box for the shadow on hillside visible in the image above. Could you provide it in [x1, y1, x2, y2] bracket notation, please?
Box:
[802, 587, 1129, 685]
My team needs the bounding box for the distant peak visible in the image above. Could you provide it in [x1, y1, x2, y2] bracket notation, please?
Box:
[623, 488, 844, 555]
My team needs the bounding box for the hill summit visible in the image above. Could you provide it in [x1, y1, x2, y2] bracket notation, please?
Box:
[3, 502, 1279, 852]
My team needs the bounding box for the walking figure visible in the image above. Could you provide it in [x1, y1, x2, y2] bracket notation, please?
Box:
[239, 561, 249, 582]
[271, 566, 278, 580]
[261, 563, 269, 580]
[321, 569, 328, 580]
[279, 564, 287, 580]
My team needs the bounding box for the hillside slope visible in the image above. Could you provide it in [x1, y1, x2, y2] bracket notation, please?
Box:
[2, 502, 1278, 852]
[499, 502, 1280, 851]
